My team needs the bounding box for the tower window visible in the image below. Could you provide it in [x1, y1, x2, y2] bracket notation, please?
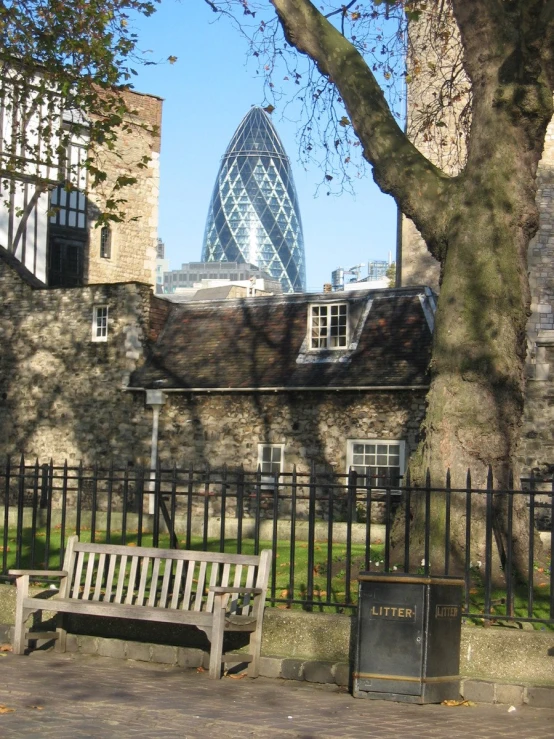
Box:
[92, 305, 109, 342]
[100, 226, 112, 259]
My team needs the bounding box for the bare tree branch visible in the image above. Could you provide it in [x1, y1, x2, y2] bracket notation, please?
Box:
[270, 0, 453, 260]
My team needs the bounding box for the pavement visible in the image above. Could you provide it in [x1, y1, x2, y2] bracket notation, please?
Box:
[0, 651, 553, 739]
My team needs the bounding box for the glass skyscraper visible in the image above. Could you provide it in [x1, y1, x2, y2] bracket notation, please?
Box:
[202, 107, 306, 293]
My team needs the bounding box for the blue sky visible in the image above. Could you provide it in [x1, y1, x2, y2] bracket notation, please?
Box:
[132, 0, 398, 291]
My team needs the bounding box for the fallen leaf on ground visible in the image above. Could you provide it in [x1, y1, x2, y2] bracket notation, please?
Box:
[28, 706, 44, 711]
[0, 705, 14, 714]
[196, 666, 205, 673]
[0, 645, 12, 652]
[441, 699, 475, 707]
[224, 672, 246, 679]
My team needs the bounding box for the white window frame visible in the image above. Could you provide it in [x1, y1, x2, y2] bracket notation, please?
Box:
[92, 305, 109, 342]
[257, 443, 285, 486]
[309, 303, 348, 350]
[346, 439, 406, 488]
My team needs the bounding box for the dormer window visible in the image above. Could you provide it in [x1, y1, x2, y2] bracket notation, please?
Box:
[310, 303, 348, 349]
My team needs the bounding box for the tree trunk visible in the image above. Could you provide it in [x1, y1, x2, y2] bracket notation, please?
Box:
[270, 0, 554, 578]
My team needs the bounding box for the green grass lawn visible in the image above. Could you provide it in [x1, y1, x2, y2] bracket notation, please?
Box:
[2, 526, 551, 625]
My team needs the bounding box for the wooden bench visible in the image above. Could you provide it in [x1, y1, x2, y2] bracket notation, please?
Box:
[9, 536, 271, 679]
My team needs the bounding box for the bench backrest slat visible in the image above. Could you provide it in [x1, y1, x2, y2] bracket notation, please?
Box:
[170, 560, 184, 610]
[182, 561, 195, 611]
[159, 559, 173, 609]
[72, 551, 85, 599]
[125, 556, 139, 605]
[105, 555, 116, 601]
[147, 558, 161, 607]
[93, 553, 106, 601]
[229, 565, 243, 615]
[62, 536, 271, 617]
[136, 557, 150, 606]
[205, 563, 220, 613]
[193, 561, 207, 612]
[115, 555, 128, 604]
[83, 553, 95, 600]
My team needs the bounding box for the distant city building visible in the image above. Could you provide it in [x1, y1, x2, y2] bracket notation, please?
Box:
[201, 107, 306, 294]
[163, 261, 281, 294]
[332, 258, 392, 292]
[155, 238, 169, 294]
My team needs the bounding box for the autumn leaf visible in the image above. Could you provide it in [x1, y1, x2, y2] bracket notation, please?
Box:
[0, 645, 13, 652]
[167, 56, 177, 64]
[263, 104, 275, 114]
[0, 705, 14, 714]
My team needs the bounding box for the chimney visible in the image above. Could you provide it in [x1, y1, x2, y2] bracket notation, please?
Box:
[323, 282, 332, 293]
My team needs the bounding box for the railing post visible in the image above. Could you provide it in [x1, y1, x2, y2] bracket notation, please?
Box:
[484, 466, 494, 620]
[15, 454, 25, 569]
[306, 461, 317, 610]
[345, 467, 356, 604]
[2, 456, 11, 575]
[424, 468, 431, 576]
[444, 469, 451, 576]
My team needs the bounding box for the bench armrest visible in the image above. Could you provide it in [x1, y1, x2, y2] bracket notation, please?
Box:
[9, 570, 68, 578]
[208, 586, 263, 595]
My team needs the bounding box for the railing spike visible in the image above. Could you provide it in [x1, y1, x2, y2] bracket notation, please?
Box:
[446, 468, 451, 488]
[425, 467, 431, 488]
[487, 465, 493, 490]
[466, 468, 472, 489]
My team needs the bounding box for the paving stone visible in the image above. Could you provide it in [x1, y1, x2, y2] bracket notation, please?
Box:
[259, 656, 283, 679]
[526, 686, 554, 708]
[461, 679, 496, 703]
[126, 641, 151, 663]
[0, 652, 553, 739]
[303, 660, 335, 684]
[281, 658, 305, 681]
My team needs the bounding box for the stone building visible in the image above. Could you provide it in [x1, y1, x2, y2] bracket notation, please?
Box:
[0, 73, 162, 289]
[398, 12, 554, 474]
[0, 246, 433, 479]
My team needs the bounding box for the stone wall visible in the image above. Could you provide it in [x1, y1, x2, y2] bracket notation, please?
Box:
[0, 254, 427, 474]
[154, 390, 426, 474]
[0, 254, 153, 465]
[86, 89, 162, 288]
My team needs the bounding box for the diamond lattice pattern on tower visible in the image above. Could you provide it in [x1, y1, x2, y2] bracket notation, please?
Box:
[202, 107, 306, 293]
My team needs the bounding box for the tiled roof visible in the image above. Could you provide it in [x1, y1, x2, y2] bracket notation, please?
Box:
[131, 287, 433, 390]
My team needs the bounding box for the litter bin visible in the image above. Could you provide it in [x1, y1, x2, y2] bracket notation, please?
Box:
[353, 572, 464, 704]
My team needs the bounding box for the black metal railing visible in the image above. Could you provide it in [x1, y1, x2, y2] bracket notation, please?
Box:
[1, 455, 552, 624]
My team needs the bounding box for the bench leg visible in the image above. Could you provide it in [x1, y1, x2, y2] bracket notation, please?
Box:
[13, 575, 30, 655]
[209, 605, 225, 679]
[247, 622, 263, 678]
[55, 614, 67, 653]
